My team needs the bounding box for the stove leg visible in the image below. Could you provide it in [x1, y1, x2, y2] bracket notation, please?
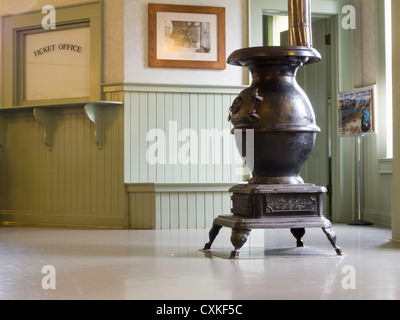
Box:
[322, 227, 343, 256]
[290, 228, 306, 247]
[229, 229, 251, 259]
[203, 224, 223, 250]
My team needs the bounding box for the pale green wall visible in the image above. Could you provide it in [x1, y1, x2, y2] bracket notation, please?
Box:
[0, 0, 249, 229]
[359, 0, 392, 225]
[120, 0, 250, 229]
[0, 0, 394, 229]
[343, 0, 392, 225]
[391, 0, 400, 240]
[330, 0, 393, 226]
[249, 0, 393, 226]
[118, 83, 247, 229]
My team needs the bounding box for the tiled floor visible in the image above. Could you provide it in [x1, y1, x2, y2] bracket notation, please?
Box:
[0, 223, 399, 300]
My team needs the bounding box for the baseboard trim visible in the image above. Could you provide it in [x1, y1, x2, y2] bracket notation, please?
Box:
[0, 211, 129, 229]
[362, 209, 391, 226]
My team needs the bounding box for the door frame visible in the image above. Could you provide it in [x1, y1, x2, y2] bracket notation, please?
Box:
[248, 0, 353, 222]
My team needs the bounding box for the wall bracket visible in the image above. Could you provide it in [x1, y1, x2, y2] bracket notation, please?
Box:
[33, 108, 55, 151]
[84, 101, 123, 150]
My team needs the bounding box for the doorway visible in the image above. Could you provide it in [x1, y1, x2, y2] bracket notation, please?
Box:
[263, 16, 332, 219]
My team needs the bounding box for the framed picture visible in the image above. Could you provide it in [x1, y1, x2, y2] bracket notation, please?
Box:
[148, 3, 226, 69]
[338, 85, 376, 137]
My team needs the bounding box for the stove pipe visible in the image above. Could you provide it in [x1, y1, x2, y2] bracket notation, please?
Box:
[288, 0, 312, 47]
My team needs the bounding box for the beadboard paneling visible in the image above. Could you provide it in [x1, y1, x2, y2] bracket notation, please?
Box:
[126, 183, 232, 230]
[123, 86, 246, 184]
[156, 187, 232, 230]
[0, 92, 128, 228]
[361, 135, 392, 225]
[122, 85, 245, 229]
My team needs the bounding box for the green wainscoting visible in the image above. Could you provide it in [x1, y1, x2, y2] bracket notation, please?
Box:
[115, 83, 247, 229]
[0, 79, 392, 229]
[0, 91, 128, 228]
[0, 83, 247, 229]
[126, 183, 234, 230]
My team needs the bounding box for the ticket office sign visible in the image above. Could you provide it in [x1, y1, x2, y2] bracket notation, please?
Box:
[24, 26, 91, 102]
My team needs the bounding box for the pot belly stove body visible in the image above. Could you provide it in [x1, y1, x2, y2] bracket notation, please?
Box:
[203, 0, 342, 259]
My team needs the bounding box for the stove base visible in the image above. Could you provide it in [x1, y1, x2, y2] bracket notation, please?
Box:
[203, 184, 343, 259]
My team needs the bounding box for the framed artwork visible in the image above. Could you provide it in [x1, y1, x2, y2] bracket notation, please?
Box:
[148, 3, 226, 69]
[338, 85, 376, 137]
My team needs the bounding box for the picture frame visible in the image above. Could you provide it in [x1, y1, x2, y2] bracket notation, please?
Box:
[338, 85, 376, 137]
[148, 3, 226, 69]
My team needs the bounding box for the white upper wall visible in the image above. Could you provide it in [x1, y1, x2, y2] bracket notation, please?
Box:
[0, 0, 248, 88]
[123, 0, 249, 86]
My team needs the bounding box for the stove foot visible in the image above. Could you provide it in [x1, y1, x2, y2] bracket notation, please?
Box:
[291, 228, 306, 247]
[203, 224, 222, 250]
[322, 227, 343, 256]
[229, 229, 251, 259]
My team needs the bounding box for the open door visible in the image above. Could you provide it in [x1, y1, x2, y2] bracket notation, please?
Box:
[296, 19, 330, 218]
[277, 18, 331, 218]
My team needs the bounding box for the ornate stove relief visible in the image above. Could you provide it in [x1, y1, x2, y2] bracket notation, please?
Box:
[228, 96, 243, 121]
[228, 87, 263, 124]
[264, 194, 318, 215]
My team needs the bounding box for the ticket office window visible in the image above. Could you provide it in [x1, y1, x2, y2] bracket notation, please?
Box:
[2, 2, 101, 107]
[22, 23, 91, 102]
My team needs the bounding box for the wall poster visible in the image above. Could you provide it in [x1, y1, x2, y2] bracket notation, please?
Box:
[338, 86, 376, 136]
